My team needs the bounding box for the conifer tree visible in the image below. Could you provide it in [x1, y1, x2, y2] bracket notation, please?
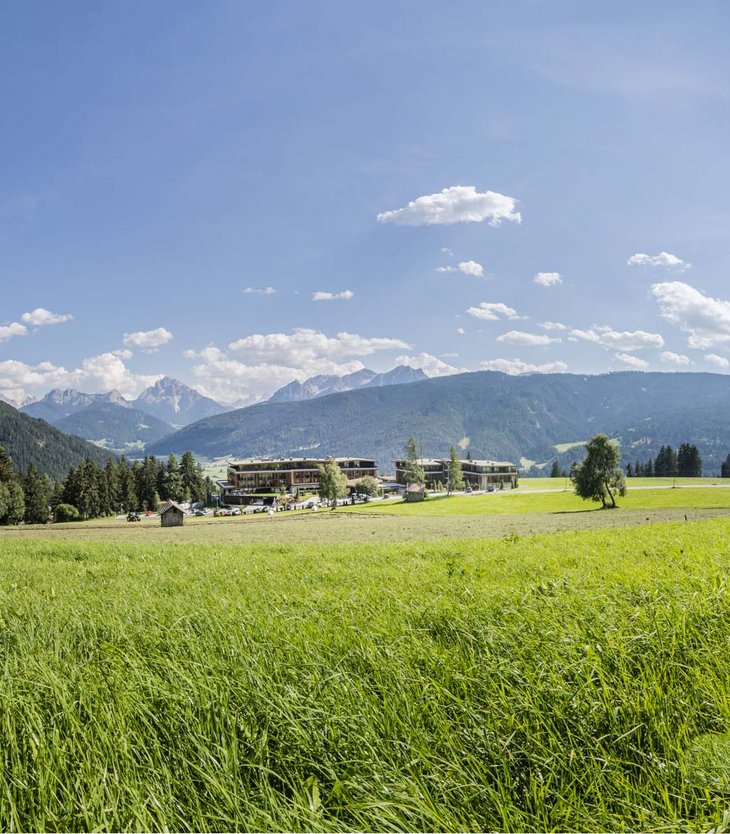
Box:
[24, 464, 48, 525]
[448, 446, 464, 491]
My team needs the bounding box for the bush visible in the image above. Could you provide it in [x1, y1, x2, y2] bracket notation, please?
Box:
[55, 503, 80, 522]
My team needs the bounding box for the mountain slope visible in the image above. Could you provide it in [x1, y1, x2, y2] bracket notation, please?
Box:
[0, 401, 114, 478]
[146, 371, 730, 475]
[54, 403, 174, 453]
[133, 377, 228, 425]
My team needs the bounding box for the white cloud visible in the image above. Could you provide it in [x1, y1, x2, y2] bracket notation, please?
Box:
[122, 327, 174, 351]
[479, 358, 568, 375]
[628, 252, 690, 271]
[0, 353, 161, 402]
[111, 348, 133, 359]
[496, 330, 559, 346]
[243, 286, 276, 295]
[533, 272, 562, 287]
[229, 328, 408, 364]
[614, 353, 649, 369]
[660, 351, 691, 366]
[457, 260, 484, 277]
[0, 322, 28, 342]
[569, 326, 664, 351]
[312, 290, 354, 301]
[456, 327, 466, 335]
[705, 353, 730, 369]
[377, 185, 521, 226]
[440, 247, 454, 256]
[538, 321, 567, 331]
[394, 352, 466, 377]
[467, 302, 521, 321]
[187, 328, 411, 403]
[652, 281, 730, 349]
[20, 307, 73, 326]
[437, 260, 485, 277]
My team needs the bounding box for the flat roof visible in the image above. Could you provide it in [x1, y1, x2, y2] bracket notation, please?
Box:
[394, 458, 516, 467]
[229, 457, 377, 466]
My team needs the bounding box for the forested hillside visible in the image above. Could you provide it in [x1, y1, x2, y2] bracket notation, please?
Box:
[147, 371, 730, 475]
[0, 402, 113, 479]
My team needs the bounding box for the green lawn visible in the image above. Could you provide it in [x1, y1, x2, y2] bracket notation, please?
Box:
[516, 476, 726, 490]
[0, 521, 729, 830]
[350, 486, 730, 516]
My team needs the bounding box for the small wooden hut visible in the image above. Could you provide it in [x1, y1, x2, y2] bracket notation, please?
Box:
[405, 483, 425, 503]
[159, 500, 185, 527]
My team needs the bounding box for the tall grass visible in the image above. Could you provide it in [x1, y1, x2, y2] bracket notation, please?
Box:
[0, 521, 729, 830]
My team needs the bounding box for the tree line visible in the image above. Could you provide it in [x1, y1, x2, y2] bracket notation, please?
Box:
[0, 445, 214, 525]
[626, 444, 702, 477]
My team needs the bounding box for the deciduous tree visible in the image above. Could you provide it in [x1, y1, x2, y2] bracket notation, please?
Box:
[571, 434, 626, 509]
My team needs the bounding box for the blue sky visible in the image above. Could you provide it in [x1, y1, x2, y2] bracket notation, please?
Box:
[3, 0, 730, 404]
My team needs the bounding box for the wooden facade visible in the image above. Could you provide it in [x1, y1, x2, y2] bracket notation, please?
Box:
[159, 501, 185, 527]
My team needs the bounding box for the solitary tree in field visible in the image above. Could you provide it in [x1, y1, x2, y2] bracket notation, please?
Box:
[571, 434, 626, 509]
[550, 460, 562, 478]
[317, 458, 348, 507]
[448, 446, 464, 492]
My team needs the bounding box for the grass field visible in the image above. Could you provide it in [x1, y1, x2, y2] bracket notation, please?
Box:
[0, 521, 729, 830]
[516, 476, 727, 491]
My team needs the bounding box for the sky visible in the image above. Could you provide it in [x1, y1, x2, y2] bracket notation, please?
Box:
[3, 0, 730, 405]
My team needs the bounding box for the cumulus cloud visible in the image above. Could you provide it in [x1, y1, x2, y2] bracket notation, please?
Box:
[0, 353, 161, 402]
[229, 328, 408, 364]
[628, 252, 690, 271]
[704, 353, 730, 369]
[533, 272, 562, 287]
[615, 353, 649, 369]
[456, 327, 466, 335]
[394, 353, 466, 377]
[660, 351, 691, 366]
[437, 260, 485, 277]
[496, 330, 559, 346]
[312, 290, 354, 301]
[538, 321, 567, 331]
[651, 281, 730, 349]
[569, 325, 664, 351]
[0, 322, 28, 342]
[187, 328, 410, 402]
[243, 287, 276, 295]
[377, 186, 521, 226]
[467, 302, 521, 321]
[479, 358, 568, 375]
[122, 327, 174, 352]
[21, 307, 73, 326]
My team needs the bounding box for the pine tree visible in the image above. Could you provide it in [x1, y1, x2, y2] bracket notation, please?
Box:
[161, 454, 185, 502]
[0, 445, 14, 483]
[677, 443, 702, 477]
[181, 451, 205, 503]
[24, 464, 48, 525]
[722, 453, 730, 478]
[626, 462, 633, 477]
[448, 446, 464, 492]
[550, 460, 562, 478]
[402, 437, 425, 485]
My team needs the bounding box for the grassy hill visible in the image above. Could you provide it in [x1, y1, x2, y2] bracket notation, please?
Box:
[0, 401, 114, 478]
[146, 370, 730, 474]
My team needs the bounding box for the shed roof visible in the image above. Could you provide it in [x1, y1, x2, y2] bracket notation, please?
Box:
[158, 501, 186, 515]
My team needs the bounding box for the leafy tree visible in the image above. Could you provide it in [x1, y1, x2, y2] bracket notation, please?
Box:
[402, 437, 425, 485]
[354, 476, 379, 497]
[571, 434, 626, 509]
[448, 446, 464, 491]
[55, 503, 80, 522]
[317, 458, 348, 507]
[24, 464, 48, 524]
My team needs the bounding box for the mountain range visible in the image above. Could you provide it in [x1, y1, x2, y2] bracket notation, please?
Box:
[269, 365, 427, 403]
[145, 371, 730, 476]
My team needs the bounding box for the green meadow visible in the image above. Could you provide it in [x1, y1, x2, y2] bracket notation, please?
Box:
[1, 485, 730, 830]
